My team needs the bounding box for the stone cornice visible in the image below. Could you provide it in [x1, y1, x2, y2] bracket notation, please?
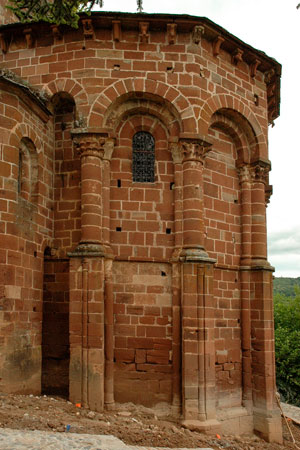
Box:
[0, 12, 281, 123]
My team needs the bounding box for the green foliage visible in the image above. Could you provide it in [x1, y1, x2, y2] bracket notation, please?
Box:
[274, 288, 300, 405]
[6, 0, 104, 28]
[273, 276, 300, 298]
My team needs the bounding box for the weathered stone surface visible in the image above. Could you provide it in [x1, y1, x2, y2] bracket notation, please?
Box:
[0, 8, 281, 443]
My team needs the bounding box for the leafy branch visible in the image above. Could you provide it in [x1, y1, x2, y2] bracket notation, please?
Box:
[6, 0, 104, 28]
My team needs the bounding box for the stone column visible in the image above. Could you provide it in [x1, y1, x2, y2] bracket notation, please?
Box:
[101, 139, 115, 409]
[238, 165, 253, 409]
[102, 139, 115, 252]
[68, 132, 111, 412]
[179, 137, 219, 433]
[180, 137, 210, 260]
[72, 133, 106, 255]
[170, 141, 183, 415]
[249, 160, 282, 443]
[250, 160, 270, 267]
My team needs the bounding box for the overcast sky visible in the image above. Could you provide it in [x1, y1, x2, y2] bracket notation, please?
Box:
[97, 0, 300, 277]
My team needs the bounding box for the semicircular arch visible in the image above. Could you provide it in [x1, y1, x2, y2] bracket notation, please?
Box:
[9, 122, 42, 151]
[200, 94, 267, 161]
[88, 78, 196, 134]
[42, 78, 88, 119]
[210, 111, 252, 165]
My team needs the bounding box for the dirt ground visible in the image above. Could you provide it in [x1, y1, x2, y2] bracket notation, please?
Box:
[0, 393, 299, 449]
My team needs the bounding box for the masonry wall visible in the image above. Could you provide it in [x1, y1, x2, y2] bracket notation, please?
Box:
[0, 82, 54, 393]
[0, 12, 282, 442]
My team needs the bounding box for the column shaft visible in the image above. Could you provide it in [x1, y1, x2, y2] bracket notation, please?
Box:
[250, 163, 269, 265]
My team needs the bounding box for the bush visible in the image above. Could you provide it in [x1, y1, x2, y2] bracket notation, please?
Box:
[274, 288, 300, 405]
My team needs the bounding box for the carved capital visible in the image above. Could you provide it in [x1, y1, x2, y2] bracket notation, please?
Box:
[169, 142, 182, 164]
[139, 22, 149, 43]
[237, 165, 251, 184]
[167, 23, 177, 45]
[265, 184, 273, 206]
[73, 135, 105, 159]
[192, 26, 204, 44]
[179, 139, 211, 163]
[103, 138, 115, 161]
[250, 162, 270, 184]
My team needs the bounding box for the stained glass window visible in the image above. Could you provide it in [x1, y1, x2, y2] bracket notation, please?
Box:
[132, 131, 155, 183]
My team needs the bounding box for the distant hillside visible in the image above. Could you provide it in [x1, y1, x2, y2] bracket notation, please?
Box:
[273, 277, 300, 297]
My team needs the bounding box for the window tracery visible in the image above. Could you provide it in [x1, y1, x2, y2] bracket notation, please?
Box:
[132, 131, 155, 183]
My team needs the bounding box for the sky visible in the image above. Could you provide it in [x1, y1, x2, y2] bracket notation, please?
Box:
[96, 0, 300, 277]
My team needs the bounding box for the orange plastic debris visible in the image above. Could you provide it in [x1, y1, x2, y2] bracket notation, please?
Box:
[75, 403, 81, 408]
[216, 434, 221, 439]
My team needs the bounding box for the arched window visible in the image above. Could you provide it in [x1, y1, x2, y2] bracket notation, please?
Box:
[132, 131, 155, 183]
[18, 138, 38, 202]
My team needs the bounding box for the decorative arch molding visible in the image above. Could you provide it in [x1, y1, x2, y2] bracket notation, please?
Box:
[8, 123, 44, 203]
[41, 239, 56, 257]
[88, 78, 196, 134]
[104, 96, 181, 138]
[116, 113, 169, 142]
[18, 137, 38, 202]
[42, 78, 89, 119]
[210, 112, 252, 166]
[199, 94, 268, 160]
[9, 122, 42, 152]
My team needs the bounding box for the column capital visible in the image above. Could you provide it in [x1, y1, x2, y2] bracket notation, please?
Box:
[103, 138, 115, 161]
[169, 142, 183, 164]
[179, 136, 212, 163]
[71, 129, 114, 159]
[250, 159, 271, 184]
[237, 164, 251, 183]
[72, 135, 105, 159]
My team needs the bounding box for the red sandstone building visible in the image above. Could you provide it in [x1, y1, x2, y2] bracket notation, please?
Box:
[0, 4, 282, 443]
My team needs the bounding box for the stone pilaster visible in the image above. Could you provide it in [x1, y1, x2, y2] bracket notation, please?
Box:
[170, 141, 183, 414]
[238, 161, 282, 442]
[69, 256, 105, 412]
[238, 165, 253, 410]
[251, 268, 282, 443]
[181, 262, 220, 433]
[176, 136, 219, 433]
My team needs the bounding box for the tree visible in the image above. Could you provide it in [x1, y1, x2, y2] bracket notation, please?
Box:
[7, 0, 143, 28]
[274, 288, 300, 405]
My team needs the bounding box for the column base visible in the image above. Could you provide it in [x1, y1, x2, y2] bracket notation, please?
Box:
[251, 259, 274, 271]
[105, 402, 115, 411]
[180, 247, 216, 263]
[68, 242, 106, 257]
[181, 419, 221, 434]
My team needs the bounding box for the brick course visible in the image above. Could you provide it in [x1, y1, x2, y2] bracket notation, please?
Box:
[0, 10, 282, 443]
